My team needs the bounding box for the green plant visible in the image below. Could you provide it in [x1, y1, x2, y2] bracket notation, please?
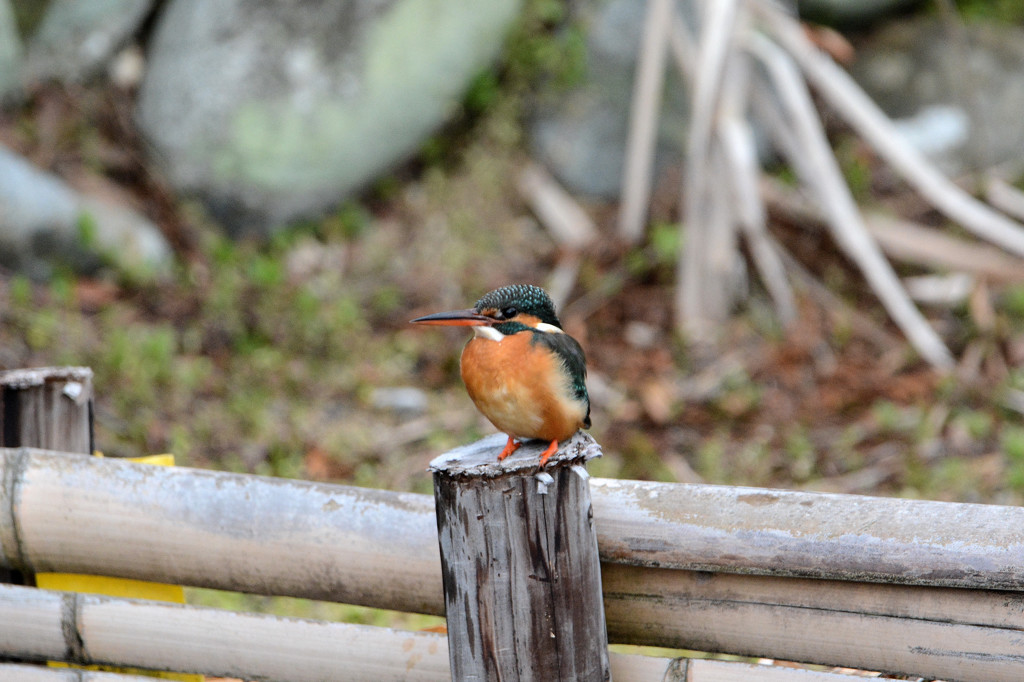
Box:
[1002, 426, 1024, 492]
[954, 409, 994, 441]
[783, 425, 816, 482]
[954, 0, 1024, 24]
[695, 436, 727, 483]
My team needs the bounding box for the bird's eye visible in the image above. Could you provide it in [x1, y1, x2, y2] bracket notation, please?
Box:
[501, 306, 518, 319]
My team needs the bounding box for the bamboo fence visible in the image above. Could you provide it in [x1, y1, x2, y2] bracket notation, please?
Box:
[1, 439, 1023, 680]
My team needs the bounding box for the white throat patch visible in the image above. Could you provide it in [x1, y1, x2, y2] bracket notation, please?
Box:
[534, 322, 564, 334]
[473, 326, 506, 342]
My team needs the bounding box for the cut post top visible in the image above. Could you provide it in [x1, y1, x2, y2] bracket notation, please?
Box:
[0, 366, 93, 390]
[430, 431, 601, 478]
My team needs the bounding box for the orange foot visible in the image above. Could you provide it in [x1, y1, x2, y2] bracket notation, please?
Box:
[498, 435, 521, 460]
[538, 439, 559, 467]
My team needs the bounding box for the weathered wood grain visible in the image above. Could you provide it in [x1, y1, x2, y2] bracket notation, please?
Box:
[0, 366, 93, 586]
[604, 564, 1024, 631]
[0, 367, 93, 454]
[0, 584, 865, 682]
[431, 432, 609, 681]
[603, 565, 1024, 681]
[0, 583, 450, 682]
[5, 440, 1024, 595]
[4, 439, 1024, 679]
[0, 446, 443, 612]
[589, 477, 1024, 589]
[4, 443, 1024, 591]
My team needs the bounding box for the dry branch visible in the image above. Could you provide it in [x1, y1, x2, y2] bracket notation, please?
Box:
[618, 0, 674, 243]
[678, 0, 743, 338]
[518, 161, 598, 250]
[754, 2, 1024, 258]
[619, 0, 1024, 367]
[763, 178, 1024, 283]
[986, 174, 1024, 224]
[719, 90, 796, 324]
[747, 32, 953, 368]
[773, 241, 904, 351]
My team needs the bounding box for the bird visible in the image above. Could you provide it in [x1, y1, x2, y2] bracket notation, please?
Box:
[411, 284, 590, 466]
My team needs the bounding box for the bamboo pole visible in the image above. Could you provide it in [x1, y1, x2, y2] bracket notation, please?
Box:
[0, 446, 443, 613]
[0, 659, 863, 682]
[430, 432, 610, 681]
[603, 565, 1024, 681]
[4, 442, 1024, 677]
[588, 477, 1024, 589]
[0, 583, 449, 682]
[0, 585, 867, 682]
[3, 445, 1024, 597]
[682, 660, 873, 682]
[0, 664, 159, 681]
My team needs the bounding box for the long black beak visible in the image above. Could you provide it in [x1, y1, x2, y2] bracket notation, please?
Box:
[410, 309, 494, 327]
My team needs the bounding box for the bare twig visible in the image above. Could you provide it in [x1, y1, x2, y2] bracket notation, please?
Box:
[985, 174, 1024, 224]
[717, 30, 797, 325]
[748, 32, 953, 369]
[667, 8, 698, 82]
[721, 118, 796, 325]
[546, 252, 583, 312]
[679, 139, 743, 341]
[518, 161, 598, 250]
[866, 213, 1024, 284]
[683, 0, 739, 192]
[618, 0, 674, 244]
[678, 0, 742, 340]
[754, 2, 1024, 258]
[763, 178, 1024, 283]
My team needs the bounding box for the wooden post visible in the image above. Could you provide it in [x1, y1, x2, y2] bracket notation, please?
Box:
[0, 367, 94, 454]
[0, 367, 94, 586]
[430, 432, 609, 682]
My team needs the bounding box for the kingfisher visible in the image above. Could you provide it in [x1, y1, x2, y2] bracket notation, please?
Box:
[411, 284, 591, 466]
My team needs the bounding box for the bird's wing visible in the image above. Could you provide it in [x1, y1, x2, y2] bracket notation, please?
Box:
[533, 330, 590, 427]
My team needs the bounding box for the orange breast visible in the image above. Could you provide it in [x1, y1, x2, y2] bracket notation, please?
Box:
[460, 332, 586, 442]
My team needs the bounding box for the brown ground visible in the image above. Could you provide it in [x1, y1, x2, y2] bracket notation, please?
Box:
[1, 82, 1021, 507]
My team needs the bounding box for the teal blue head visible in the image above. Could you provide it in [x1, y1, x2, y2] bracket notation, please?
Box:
[410, 284, 561, 332]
